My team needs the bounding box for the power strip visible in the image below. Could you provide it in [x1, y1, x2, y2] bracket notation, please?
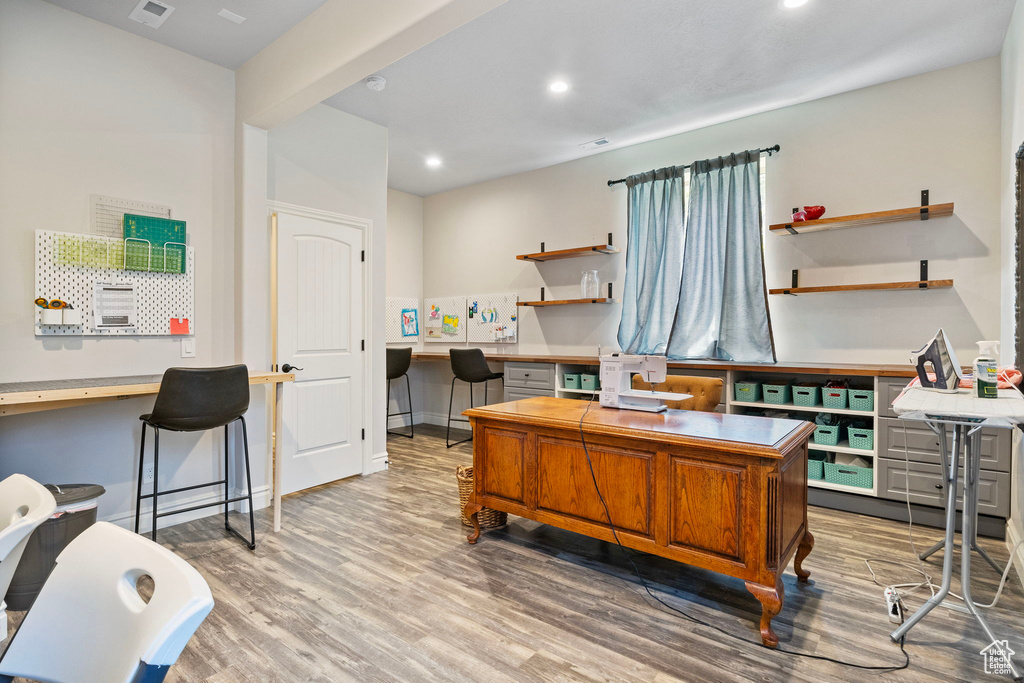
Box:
[885, 587, 905, 624]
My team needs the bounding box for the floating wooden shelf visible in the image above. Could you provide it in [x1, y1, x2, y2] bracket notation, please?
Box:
[769, 279, 953, 295]
[517, 297, 620, 307]
[517, 243, 619, 261]
[769, 202, 953, 236]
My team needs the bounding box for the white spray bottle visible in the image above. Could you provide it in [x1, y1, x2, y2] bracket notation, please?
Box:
[973, 341, 999, 399]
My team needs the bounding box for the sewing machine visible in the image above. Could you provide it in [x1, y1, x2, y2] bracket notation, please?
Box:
[599, 353, 692, 412]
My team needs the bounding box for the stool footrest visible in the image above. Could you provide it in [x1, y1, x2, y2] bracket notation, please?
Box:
[155, 495, 252, 519]
[140, 479, 227, 500]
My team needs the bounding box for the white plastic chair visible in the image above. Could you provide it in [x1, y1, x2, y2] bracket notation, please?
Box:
[0, 522, 214, 683]
[0, 474, 57, 636]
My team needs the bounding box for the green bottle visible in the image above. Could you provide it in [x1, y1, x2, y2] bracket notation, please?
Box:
[973, 341, 999, 399]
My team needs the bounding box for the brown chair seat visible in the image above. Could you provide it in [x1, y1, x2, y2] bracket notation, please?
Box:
[630, 374, 723, 412]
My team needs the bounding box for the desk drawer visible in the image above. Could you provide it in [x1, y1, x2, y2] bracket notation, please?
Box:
[505, 362, 555, 390]
[877, 457, 1009, 517]
[503, 386, 556, 403]
[879, 378, 912, 418]
[878, 418, 1010, 472]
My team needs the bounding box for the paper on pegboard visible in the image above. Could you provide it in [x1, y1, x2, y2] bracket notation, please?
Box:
[386, 297, 419, 343]
[424, 297, 466, 342]
[467, 293, 518, 343]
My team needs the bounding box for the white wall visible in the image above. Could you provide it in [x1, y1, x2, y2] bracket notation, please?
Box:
[0, 0, 244, 526]
[1001, 0, 1024, 584]
[421, 57, 1002, 366]
[267, 104, 390, 468]
[386, 189, 425, 298]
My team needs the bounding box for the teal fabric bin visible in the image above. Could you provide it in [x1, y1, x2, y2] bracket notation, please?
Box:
[792, 386, 821, 407]
[849, 390, 874, 412]
[813, 425, 840, 446]
[824, 462, 873, 489]
[762, 384, 791, 405]
[847, 427, 874, 450]
[822, 388, 848, 410]
[564, 373, 581, 389]
[581, 374, 600, 391]
[808, 451, 827, 481]
[734, 381, 760, 402]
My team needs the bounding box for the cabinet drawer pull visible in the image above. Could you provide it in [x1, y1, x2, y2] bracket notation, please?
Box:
[935, 484, 943, 490]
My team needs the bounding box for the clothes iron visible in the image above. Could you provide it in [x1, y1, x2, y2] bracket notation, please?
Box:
[910, 329, 963, 393]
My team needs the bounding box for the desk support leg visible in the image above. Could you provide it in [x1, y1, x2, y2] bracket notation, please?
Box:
[961, 431, 1021, 680]
[272, 382, 283, 533]
[892, 423, 960, 642]
[794, 530, 814, 582]
[745, 577, 784, 648]
[464, 495, 482, 544]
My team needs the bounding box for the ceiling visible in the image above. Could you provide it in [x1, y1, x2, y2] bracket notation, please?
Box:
[324, 0, 1016, 197]
[43, 0, 327, 70]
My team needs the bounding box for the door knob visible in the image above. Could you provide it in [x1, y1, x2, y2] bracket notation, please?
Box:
[282, 364, 304, 373]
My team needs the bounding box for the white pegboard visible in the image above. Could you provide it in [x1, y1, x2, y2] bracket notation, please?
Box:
[90, 194, 171, 239]
[467, 293, 518, 343]
[424, 296, 466, 342]
[35, 230, 194, 336]
[386, 297, 420, 343]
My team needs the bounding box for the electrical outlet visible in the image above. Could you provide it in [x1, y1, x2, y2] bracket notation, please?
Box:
[180, 337, 195, 358]
[143, 463, 154, 485]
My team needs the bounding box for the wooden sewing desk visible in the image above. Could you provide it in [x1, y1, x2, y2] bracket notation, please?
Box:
[462, 396, 816, 647]
[0, 371, 294, 531]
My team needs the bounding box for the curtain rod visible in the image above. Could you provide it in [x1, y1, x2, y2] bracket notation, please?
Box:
[606, 144, 781, 187]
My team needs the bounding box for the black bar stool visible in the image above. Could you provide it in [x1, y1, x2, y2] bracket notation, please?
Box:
[134, 365, 257, 550]
[386, 347, 414, 438]
[447, 349, 503, 448]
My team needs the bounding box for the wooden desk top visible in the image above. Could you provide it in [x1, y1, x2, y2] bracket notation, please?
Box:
[464, 396, 814, 458]
[410, 351, 920, 377]
[0, 371, 293, 415]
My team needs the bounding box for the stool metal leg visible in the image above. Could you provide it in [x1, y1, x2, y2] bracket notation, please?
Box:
[240, 416, 257, 550]
[446, 377, 473, 448]
[406, 374, 414, 438]
[152, 426, 160, 543]
[386, 375, 415, 439]
[224, 425, 230, 530]
[134, 424, 146, 534]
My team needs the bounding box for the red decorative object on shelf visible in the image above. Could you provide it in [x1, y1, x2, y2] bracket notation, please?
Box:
[791, 205, 826, 222]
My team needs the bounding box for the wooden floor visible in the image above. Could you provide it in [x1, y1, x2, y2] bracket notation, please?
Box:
[14, 425, 1024, 681]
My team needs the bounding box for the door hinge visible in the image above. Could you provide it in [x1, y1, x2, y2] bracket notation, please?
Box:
[361, 250, 365, 262]
[361, 428, 365, 440]
[361, 339, 365, 351]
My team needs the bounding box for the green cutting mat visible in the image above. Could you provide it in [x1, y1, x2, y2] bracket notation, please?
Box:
[123, 214, 186, 273]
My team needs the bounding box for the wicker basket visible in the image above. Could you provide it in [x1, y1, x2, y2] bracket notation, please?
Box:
[456, 466, 507, 528]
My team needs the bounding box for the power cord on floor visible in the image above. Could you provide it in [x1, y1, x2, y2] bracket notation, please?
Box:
[576, 394, 909, 673]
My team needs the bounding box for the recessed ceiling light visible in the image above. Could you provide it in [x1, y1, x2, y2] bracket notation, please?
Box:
[218, 8, 246, 24]
[781, 0, 809, 7]
[426, 157, 442, 168]
[548, 80, 570, 93]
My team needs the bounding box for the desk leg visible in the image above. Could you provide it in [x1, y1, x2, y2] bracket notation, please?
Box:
[794, 530, 814, 582]
[464, 495, 482, 544]
[272, 381, 283, 533]
[892, 424, 961, 641]
[745, 577, 784, 648]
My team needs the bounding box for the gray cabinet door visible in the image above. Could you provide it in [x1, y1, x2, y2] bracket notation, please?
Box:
[504, 362, 556, 390]
[503, 385, 556, 403]
[877, 457, 1009, 517]
[877, 417, 1010, 473]
[878, 378, 912, 418]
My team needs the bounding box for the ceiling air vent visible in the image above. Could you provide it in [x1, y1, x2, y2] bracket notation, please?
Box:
[129, 0, 175, 28]
[579, 138, 611, 150]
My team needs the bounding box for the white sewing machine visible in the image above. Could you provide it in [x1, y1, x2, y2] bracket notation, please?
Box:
[599, 353, 692, 412]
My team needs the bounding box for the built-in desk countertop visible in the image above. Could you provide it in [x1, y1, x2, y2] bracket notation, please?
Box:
[0, 371, 294, 532]
[410, 351, 921, 378]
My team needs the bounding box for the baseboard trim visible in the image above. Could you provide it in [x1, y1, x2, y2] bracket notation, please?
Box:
[1007, 519, 1024, 592]
[102, 485, 270, 532]
[368, 450, 389, 473]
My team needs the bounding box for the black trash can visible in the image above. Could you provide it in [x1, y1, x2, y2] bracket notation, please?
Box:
[5, 484, 105, 611]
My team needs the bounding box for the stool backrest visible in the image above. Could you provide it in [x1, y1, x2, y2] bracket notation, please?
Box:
[0, 522, 214, 683]
[631, 374, 723, 412]
[386, 347, 413, 380]
[148, 365, 249, 431]
[449, 348, 494, 383]
[0, 474, 56, 603]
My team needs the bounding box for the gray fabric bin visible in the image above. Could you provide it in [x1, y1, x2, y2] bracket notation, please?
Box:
[5, 484, 105, 611]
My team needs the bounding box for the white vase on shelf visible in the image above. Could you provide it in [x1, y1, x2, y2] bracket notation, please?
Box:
[580, 270, 600, 298]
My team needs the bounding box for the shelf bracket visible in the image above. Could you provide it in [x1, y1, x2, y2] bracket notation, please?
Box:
[782, 269, 798, 295]
[785, 210, 798, 235]
[540, 286, 545, 302]
[608, 232, 613, 247]
[920, 260, 928, 288]
[920, 190, 929, 220]
[540, 242, 545, 253]
[608, 282, 613, 299]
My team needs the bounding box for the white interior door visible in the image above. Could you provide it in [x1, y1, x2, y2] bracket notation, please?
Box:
[276, 210, 364, 494]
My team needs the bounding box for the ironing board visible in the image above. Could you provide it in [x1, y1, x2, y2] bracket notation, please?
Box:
[891, 386, 1024, 680]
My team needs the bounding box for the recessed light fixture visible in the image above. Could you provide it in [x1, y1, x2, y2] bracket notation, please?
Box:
[426, 157, 442, 168]
[781, 0, 809, 7]
[548, 80, 570, 93]
[218, 8, 246, 24]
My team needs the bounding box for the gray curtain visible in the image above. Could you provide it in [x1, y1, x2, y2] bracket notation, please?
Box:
[618, 150, 775, 362]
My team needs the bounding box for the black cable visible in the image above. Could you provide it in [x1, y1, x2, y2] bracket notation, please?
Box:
[576, 394, 910, 673]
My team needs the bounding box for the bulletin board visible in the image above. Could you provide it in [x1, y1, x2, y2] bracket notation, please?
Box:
[34, 230, 195, 337]
[423, 297, 466, 342]
[467, 293, 518, 344]
[386, 297, 420, 343]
